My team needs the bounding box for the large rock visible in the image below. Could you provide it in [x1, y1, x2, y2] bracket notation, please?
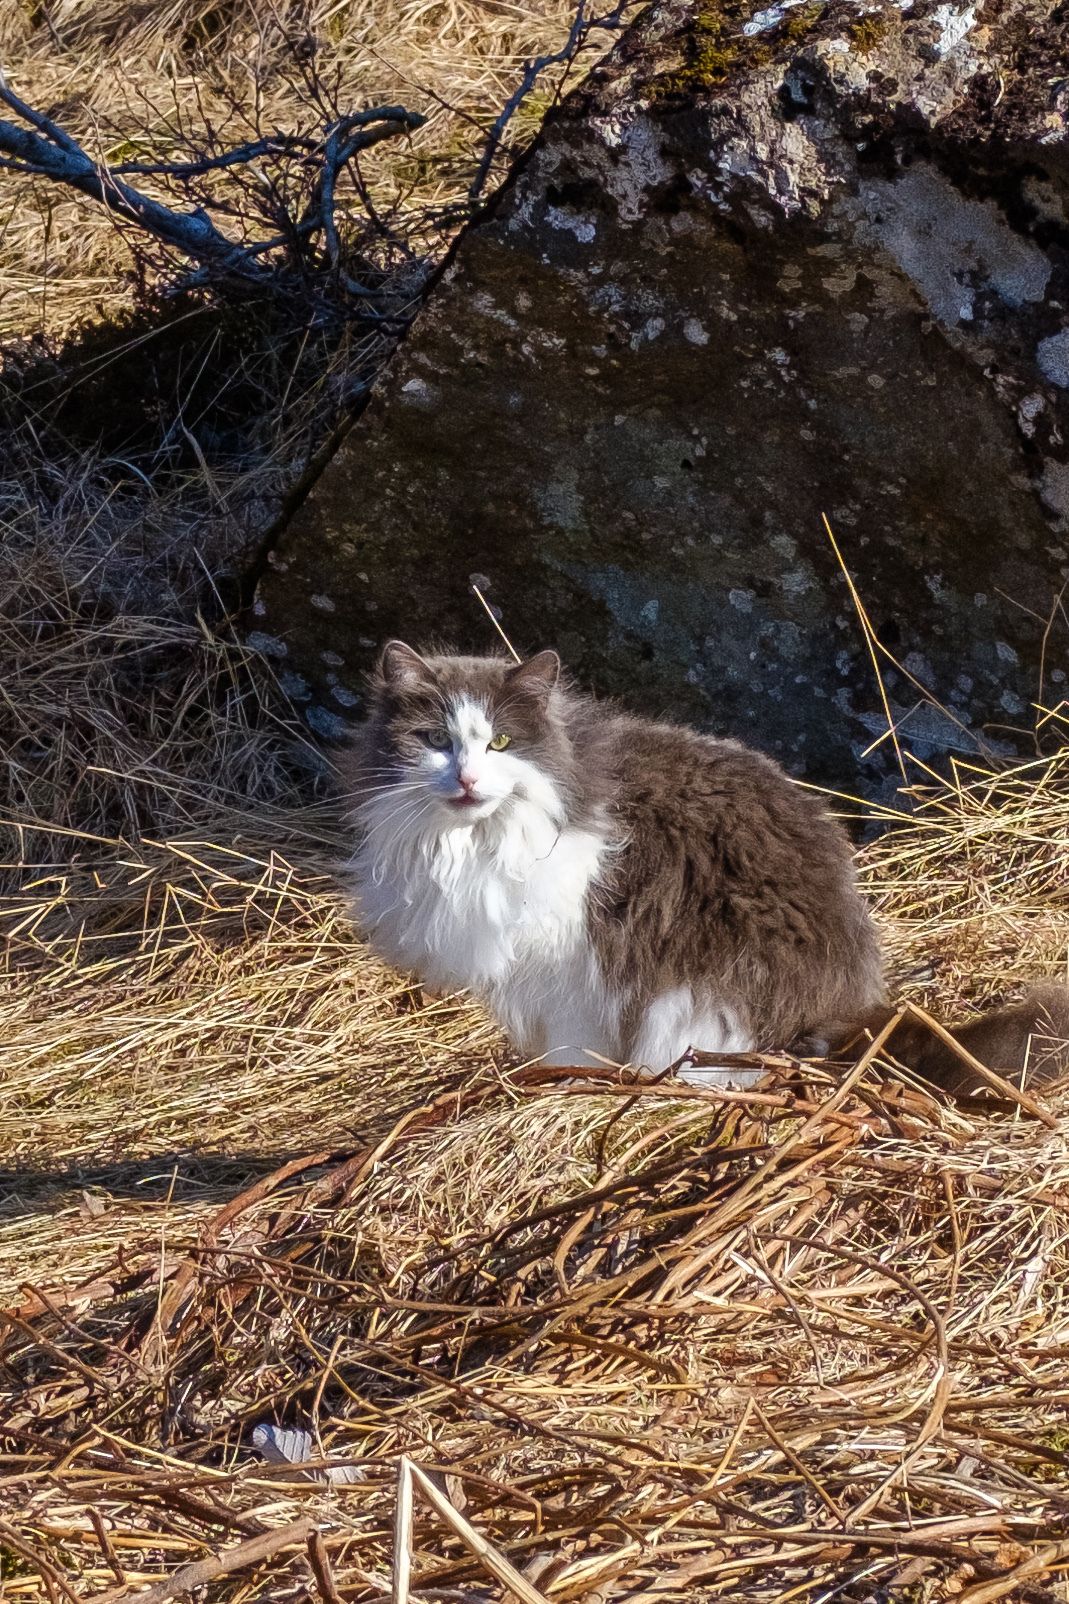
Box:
[255, 0, 1069, 789]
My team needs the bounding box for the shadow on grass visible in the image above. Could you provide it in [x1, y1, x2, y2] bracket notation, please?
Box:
[0, 1144, 356, 1218]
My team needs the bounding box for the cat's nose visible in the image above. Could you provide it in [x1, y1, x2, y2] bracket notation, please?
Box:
[457, 771, 479, 794]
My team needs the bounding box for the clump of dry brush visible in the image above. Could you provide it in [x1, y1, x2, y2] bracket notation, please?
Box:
[0, 0, 632, 329]
[5, 1023, 1069, 1603]
[0, 0, 634, 613]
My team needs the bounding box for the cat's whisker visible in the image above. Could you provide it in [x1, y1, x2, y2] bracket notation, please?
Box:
[342, 765, 423, 782]
[358, 793, 432, 829]
[355, 796, 440, 849]
[341, 780, 427, 800]
[349, 766, 417, 778]
[343, 802, 433, 867]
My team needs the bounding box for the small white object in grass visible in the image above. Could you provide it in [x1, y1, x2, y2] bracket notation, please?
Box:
[251, 1423, 363, 1484]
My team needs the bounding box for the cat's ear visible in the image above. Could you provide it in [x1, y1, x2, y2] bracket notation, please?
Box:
[378, 640, 435, 691]
[506, 650, 561, 701]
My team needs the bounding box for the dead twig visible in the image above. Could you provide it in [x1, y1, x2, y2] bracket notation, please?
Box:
[93, 1519, 316, 1604]
[307, 1528, 345, 1604]
[0, 71, 423, 300]
[469, 0, 633, 199]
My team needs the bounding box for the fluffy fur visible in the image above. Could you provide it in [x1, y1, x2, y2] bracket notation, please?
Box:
[342, 643, 889, 1084]
[342, 643, 1069, 1089]
[843, 985, 1069, 1093]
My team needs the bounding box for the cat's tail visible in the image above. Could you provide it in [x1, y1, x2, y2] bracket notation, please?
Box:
[827, 985, 1069, 1096]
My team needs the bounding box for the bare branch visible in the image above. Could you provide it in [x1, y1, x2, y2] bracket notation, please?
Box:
[308, 110, 422, 292]
[0, 78, 269, 280]
[112, 135, 313, 179]
[0, 73, 424, 295]
[0, 67, 82, 155]
[468, 0, 632, 201]
[0, 113, 263, 275]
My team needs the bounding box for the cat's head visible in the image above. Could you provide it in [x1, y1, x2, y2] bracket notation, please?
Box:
[358, 642, 572, 825]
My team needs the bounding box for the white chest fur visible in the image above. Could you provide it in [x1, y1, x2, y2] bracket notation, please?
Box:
[350, 793, 615, 1058]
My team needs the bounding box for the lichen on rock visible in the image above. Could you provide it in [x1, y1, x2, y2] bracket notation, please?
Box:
[256, 0, 1069, 794]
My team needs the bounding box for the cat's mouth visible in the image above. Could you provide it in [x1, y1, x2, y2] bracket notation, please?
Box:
[448, 793, 485, 809]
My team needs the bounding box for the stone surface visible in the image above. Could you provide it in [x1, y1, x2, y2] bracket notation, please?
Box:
[256, 0, 1069, 790]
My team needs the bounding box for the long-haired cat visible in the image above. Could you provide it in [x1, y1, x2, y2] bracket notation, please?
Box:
[342, 642, 1068, 1088]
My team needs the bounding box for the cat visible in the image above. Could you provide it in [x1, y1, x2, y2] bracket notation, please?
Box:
[341, 641, 1069, 1089]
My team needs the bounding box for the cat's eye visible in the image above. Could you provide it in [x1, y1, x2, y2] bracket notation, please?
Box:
[488, 733, 512, 752]
[423, 728, 452, 750]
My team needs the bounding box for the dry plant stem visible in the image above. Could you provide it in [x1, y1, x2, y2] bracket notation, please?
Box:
[135, 1081, 531, 1357]
[138, 1140, 362, 1357]
[748, 1398, 845, 1522]
[307, 1528, 345, 1604]
[392, 1455, 415, 1604]
[0, 73, 423, 291]
[823, 513, 909, 785]
[88, 1507, 126, 1586]
[958, 1541, 1069, 1603]
[471, 581, 522, 663]
[93, 1520, 316, 1604]
[405, 1460, 552, 1604]
[0, 1518, 82, 1604]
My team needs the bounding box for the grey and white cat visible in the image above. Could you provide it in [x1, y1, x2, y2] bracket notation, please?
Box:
[342, 641, 884, 1082]
[342, 642, 1069, 1086]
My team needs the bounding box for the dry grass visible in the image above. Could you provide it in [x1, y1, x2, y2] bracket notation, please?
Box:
[860, 730, 1069, 1013]
[0, 510, 500, 1302]
[0, 533, 1067, 1600]
[0, 0, 601, 341]
[0, 0, 627, 616]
